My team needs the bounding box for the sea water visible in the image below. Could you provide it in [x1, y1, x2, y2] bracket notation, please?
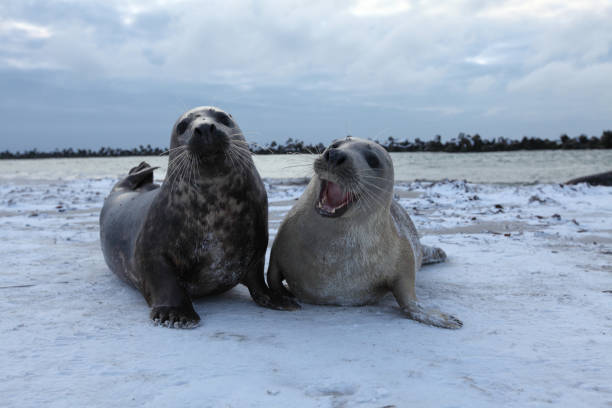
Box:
[0, 149, 610, 184]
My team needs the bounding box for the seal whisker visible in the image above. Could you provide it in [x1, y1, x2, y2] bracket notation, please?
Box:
[226, 148, 242, 173]
[166, 150, 188, 185]
[302, 146, 324, 155]
[166, 146, 187, 167]
[186, 152, 198, 189]
[160, 145, 187, 156]
[357, 176, 390, 193]
[193, 152, 200, 188]
[171, 151, 192, 192]
[231, 140, 252, 173]
[355, 171, 390, 182]
[281, 163, 314, 169]
[230, 140, 254, 156]
[228, 149, 246, 175]
[230, 145, 253, 160]
[356, 182, 389, 210]
[191, 153, 200, 188]
[171, 151, 189, 183]
[355, 183, 385, 212]
[186, 153, 195, 189]
[225, 151, 236, 173]
[230, 143, 254, 158]
[232, 147, 254, 172]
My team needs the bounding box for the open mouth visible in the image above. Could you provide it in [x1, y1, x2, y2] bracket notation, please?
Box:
[316, 179, 354, 217]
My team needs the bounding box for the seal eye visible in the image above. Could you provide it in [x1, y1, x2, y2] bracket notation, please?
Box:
[215, 112, 232, 127]
[176, 118, 190, 135]
[364, 151, 380, 168]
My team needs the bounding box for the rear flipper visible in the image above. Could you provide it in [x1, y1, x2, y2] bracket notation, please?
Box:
[421, 245, 447, 265]
[112, 161, 160, 193]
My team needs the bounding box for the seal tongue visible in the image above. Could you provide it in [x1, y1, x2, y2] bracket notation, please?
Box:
[325, 181, 348, 207]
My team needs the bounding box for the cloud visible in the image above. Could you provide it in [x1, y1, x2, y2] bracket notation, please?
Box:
[350, 0, 411, 17]
[477, 0, 611, 20]
[0, 0, 611, 149]
[0, 20, 52, 39]
[3, 0, 610, 94]
[1, 56, 62, 70]
[507, 61, 612, 107]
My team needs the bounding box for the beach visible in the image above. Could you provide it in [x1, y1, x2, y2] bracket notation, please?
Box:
[1, 155, 611, 407]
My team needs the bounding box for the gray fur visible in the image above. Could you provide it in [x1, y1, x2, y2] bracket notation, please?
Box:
[100, 106, 297, 328]
[267, 137, 461, 329]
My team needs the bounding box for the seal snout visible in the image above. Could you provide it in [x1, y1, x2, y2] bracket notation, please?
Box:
[188, 121, 229, 155]
[324, 148, 347, 167]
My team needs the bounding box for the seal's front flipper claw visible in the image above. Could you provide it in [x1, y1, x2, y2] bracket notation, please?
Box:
[150, 305, 200, 329]
[243, 260, 301, 311]
[251, 290, 301, 311]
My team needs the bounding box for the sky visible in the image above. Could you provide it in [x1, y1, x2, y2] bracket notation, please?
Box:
[1, 0, 611, 151]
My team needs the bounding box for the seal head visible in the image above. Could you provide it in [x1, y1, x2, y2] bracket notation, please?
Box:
[313, 137, 394, 218]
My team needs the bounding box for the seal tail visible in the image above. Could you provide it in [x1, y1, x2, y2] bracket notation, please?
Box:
[112, 161, 160, 193]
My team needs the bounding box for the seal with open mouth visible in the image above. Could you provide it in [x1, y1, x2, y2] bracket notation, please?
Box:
[267, 137, 461, 329]
[99, 106, 298, 328]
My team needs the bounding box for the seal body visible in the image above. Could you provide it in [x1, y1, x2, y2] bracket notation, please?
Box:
[566, 170, 612, 186]
[267, 137, 461, 329]
[100, 106, 297, 328]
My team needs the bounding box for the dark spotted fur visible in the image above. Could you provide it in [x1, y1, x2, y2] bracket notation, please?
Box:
[99, 106, 297, 328]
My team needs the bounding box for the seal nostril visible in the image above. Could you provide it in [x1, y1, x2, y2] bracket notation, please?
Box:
[193, 123, 214, 139]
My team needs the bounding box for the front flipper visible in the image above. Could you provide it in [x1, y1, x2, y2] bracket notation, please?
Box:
[400, 300, 462, 329]
[141, 256, 200, 329]
[391, 274, 462, 329]
[266, 259, 297, 299]
[243, 259, 300, 311]
[151, 305, 200, 329]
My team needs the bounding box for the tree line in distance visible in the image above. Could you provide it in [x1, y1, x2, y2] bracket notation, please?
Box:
[1, 130, 611, 159]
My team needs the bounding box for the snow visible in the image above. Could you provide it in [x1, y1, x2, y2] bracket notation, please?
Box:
[1, 176, 611, 407]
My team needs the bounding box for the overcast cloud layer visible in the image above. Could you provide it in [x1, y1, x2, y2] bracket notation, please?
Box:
[1, 0, 611, 150]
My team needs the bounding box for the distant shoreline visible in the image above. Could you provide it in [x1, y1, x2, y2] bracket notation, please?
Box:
[2, 131, 610, 159]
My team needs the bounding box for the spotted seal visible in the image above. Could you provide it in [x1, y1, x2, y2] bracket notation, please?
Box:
[99, 106, 297, 328]
[267, 137, 462, 329]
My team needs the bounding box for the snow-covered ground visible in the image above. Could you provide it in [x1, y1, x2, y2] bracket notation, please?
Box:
[1, 176, 611, 407]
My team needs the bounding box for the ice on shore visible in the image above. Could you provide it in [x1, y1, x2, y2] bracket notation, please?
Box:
[1, 177, 611, 407]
